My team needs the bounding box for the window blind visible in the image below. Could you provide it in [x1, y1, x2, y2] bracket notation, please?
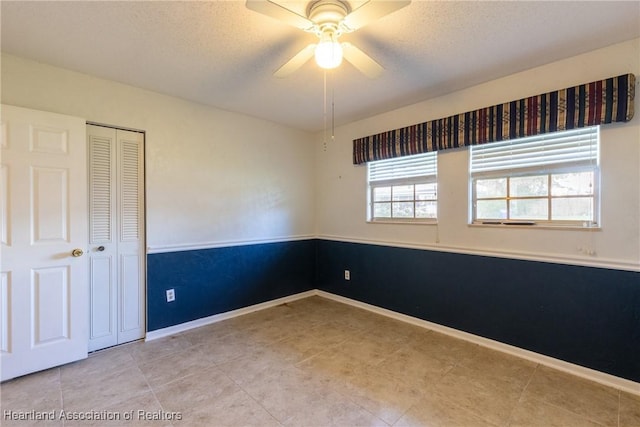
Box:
[368, 152, 437, 184]
[470, 126, 598, 174]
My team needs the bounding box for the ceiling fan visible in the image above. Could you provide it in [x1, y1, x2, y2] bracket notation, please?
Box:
[246, 0, 410, 78]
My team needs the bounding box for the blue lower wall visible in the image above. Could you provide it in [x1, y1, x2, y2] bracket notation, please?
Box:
[147, 239, 316, 331]
[316, 240, 640, 383]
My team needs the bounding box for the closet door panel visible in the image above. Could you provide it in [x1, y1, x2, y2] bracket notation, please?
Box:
[87, 125, 117, 351]
[116, 130, 144, 344]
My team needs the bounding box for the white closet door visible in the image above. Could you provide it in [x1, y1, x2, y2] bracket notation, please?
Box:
[88, 125, 118, 351]
[116, 129, 145, 345]
[88, 125, 144, 352]
[1, 105, 88, 381]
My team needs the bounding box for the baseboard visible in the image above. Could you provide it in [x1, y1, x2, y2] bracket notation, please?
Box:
[144, 290, 316, 341]
[316, 290, 640, 396]
[145, 288, 639, 396]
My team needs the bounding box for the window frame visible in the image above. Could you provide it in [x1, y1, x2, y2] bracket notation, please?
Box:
[469, 127, 600, 228]
[367, 152, 438, 224]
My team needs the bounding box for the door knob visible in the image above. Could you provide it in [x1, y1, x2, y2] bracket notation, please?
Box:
[71, 248, 84, 257]
[97, 246, 105, 252]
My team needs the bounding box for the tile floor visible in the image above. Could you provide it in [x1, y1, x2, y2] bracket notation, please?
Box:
[1, 296, 639, 426]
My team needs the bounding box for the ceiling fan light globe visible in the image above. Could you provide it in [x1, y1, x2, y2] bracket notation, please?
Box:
[315, 40, 343, 69]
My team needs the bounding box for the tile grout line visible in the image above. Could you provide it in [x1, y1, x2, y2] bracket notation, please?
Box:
[504, 362, 540, 426]
[136, 348, 178, 427]
[281, 305, 390, 426]
[417, 345, 505, 427]
[513, 364, 614, 427]
[214, 357, 285, 426]
[108, 343, 177, 426]
[57, 368, 65, 427]
[617, 390, 621, 427]
[289, 358, 389, 427]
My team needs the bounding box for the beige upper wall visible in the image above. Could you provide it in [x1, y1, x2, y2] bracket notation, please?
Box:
[315, 38, 640, 270]
[1, 54, 316, 250]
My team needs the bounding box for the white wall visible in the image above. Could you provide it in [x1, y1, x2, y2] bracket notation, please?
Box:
[315, 38, 640, 270]
[1, 54, 316, 251]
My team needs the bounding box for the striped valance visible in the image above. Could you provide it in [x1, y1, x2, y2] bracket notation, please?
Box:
[353, 73, 635, 164]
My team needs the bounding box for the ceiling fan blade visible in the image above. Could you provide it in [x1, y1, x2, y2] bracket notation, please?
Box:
[274, 44, 317, 78]
[341, 43, 384, 78]
[246, 0, 314, 30]
[342, 0, 411, 31]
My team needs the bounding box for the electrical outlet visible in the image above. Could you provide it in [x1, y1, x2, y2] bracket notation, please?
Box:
[344, 270, 350, 280]
[166, 289, 175, 302]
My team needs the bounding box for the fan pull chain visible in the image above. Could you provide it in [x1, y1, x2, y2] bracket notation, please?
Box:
[322, 71, 336, 150]
[331, 83, 335, 141]
[323, 71, 328, 151]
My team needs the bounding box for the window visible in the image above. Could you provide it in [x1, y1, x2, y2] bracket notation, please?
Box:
[368, 152, 437, 222]
[470, 126, 599, 227]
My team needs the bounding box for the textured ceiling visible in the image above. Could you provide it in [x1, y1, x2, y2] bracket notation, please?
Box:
[2, 1, 639, 132]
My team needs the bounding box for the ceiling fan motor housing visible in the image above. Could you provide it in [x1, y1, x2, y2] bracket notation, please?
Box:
[308, 0, 350, 36]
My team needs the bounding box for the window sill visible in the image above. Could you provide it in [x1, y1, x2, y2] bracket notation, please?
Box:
[367, 219, 438, 225]
[468, 221, 601, 231]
